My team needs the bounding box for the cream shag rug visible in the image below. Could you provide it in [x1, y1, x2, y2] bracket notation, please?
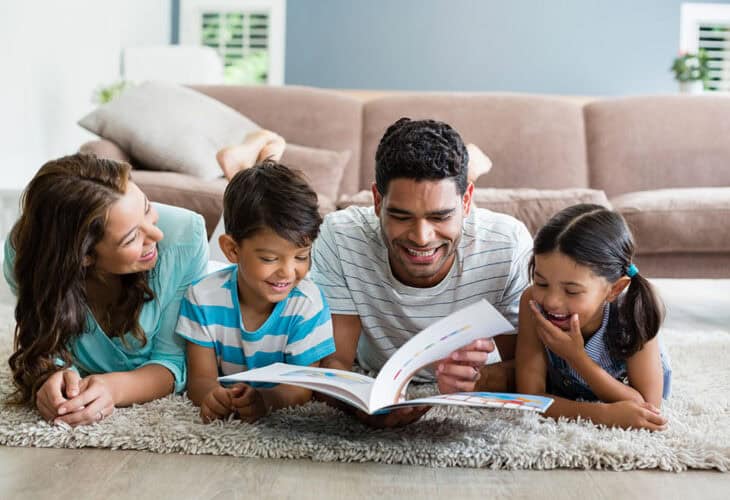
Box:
[0, 304, 728, 471]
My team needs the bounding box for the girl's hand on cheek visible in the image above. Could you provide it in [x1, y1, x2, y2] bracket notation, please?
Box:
[529, 301, 585, 364]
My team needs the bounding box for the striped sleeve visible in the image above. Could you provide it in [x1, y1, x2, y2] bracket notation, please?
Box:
[310, 214, 358, 314]
[284, 284, 335, 366]
[495, 220, 533, 329]
[175, 288, 216, 348]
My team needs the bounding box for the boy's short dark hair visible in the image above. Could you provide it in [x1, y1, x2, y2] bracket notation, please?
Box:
[223, 160, 322, 246]
[374, 117, 469, 196]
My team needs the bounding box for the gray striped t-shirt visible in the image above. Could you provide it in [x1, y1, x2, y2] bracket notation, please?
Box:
[310, 206, 532, 379]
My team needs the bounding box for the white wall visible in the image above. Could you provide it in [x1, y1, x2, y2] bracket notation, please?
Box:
[0, 0, 171, 190]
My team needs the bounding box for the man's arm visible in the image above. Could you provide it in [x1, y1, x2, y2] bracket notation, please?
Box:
[319, 313, 362, 371]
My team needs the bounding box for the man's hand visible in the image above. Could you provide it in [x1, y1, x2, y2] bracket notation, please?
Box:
[436, 339, 494, 393]
[353, 406, 430, 428]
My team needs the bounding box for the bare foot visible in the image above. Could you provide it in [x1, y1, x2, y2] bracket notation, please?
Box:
[256, 133, 286, 163]
[217, 130, 284, 180]
[466, 143, 492, 184]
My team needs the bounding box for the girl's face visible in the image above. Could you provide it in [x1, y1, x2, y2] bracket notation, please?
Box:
[532, 251, 618, 336]
[91, 182, 164, 276]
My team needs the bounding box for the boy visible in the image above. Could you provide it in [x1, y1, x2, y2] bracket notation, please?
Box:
[176, 161, 335, 423]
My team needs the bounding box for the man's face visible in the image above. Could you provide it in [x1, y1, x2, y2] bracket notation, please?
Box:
[373, 178, 473, 288]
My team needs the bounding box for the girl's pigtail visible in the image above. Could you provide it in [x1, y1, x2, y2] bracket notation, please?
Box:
[614, 272, 664, 358]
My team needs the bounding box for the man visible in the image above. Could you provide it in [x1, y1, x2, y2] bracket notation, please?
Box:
[310, 118, 533, 426]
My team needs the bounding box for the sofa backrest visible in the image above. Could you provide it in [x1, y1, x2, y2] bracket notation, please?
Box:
[361, 94, 589, 192]
[584, 96, 730, 197]
[191, 84, 363, 196]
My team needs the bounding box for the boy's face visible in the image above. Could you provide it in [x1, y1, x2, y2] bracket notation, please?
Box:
[220, 227, 311, 308]
[373, 178, 473, 288]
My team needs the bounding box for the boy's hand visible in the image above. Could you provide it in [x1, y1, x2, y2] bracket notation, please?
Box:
[436, 339, 494, 393]
[605, 400, 667, 431]
[529, 301, 585, 365]
[231, 384, 268, 423]
[200, 385, 238, 422]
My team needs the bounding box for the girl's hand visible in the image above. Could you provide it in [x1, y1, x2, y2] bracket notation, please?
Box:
[35, 369, 82, 422]
[230, 384, 267, 423]
[200, 385, 238, 422]
[529, 301, 585, 365]
[605, 400, 668, 431]
[53, 375, 116, 426]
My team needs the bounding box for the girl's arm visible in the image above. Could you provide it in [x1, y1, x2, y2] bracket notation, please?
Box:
[527, 300, 646, 404]
[518, 290, 666, 430]
[625, 336, 664, 408]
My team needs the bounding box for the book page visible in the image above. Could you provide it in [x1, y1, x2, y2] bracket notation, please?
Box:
[368, 299, 514, 411]
[218, 363, 375, 413]
[380, 392, 554, 413]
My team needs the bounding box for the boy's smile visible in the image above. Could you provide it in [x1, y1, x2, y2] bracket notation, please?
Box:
[223, 227, 312, 318]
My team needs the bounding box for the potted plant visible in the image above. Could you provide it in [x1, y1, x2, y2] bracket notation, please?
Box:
[671, 50, 710, 94]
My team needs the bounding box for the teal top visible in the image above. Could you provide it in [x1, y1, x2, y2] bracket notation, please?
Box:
[3, 203, 208, 393]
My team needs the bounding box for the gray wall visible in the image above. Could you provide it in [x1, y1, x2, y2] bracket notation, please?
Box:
[285, 0, 730, 95]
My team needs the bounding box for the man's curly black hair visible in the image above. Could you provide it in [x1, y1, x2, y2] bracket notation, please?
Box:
[374, 117, 469, 196]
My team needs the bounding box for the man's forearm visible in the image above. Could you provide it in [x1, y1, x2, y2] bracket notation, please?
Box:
[476, 359, 516, 392]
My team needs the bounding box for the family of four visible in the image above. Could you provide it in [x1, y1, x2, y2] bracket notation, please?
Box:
[4, 118, 671, 431]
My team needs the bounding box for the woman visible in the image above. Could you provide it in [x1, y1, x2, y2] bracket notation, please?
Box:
[4, 154, 208, 426]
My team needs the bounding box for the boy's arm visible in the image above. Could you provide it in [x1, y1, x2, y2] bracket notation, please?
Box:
[185, 342, 223, 406]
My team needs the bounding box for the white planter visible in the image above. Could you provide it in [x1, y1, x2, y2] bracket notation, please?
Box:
[678, 80, 704, 94]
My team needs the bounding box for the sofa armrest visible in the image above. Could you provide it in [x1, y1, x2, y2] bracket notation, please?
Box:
[79, 139, 132, 164]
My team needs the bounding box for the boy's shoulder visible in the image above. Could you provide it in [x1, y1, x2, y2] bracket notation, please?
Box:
[186, 265, 237, 307]
[279, 278, 327, 319]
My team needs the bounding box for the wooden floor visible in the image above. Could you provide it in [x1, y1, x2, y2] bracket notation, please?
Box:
[1, 447, 728, 500]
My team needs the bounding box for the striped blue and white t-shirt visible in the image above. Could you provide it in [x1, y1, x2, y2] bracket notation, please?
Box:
[175, 265, 335, 376]
[309, 206, 532, 379]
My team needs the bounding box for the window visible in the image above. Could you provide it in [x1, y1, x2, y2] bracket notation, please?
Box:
[179, 0, 286, 85]
[680, 3, 730, 92]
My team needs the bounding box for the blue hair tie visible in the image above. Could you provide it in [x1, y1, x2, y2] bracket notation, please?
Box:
[627, 263, 639, 278]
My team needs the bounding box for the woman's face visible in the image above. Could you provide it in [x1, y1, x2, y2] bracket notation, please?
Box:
[91, 182, 164, 276]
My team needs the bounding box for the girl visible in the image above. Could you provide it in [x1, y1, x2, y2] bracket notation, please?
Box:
[515, 204, 672, 431]
[5, 154, 208, 426]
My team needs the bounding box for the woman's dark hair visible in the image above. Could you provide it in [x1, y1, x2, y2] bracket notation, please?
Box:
[8, 153, 154, 404]
[530, 203, 664, 359]
[374, 117, 469, 196]
[223, 160, 322, 246]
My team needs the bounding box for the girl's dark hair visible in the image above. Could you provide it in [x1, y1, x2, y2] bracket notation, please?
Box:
[375, 118, 469, 196]
[8, 153, 154, 404]
[223, 160, 322, 246]
[530, 203, 664, 359]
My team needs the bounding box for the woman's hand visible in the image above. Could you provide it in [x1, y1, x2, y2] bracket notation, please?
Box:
[35, 369, 82, 422]
[604, 400, 668, 431]
[53, 374, 116, 426]
[529, 301, 585, 365]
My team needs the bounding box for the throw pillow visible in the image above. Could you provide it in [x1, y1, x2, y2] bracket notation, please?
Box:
[78, 81, 259, 180]
[280, 144, 350, 203]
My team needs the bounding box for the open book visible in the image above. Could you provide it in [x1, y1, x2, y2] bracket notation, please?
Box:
[218, 299, 553, 415]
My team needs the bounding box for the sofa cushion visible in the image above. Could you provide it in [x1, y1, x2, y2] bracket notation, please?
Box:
[337, 188, 610, 235]
[280, 143, 350, 202]
[611, 188, 730, 254]
[78, 81, 259, 180]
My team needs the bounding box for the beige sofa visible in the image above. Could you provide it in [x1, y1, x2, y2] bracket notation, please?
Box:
[80, 85, 730, 278]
